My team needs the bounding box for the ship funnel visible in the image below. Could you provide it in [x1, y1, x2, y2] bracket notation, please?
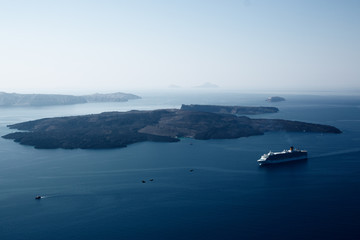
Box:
[290, 146, 294, 151]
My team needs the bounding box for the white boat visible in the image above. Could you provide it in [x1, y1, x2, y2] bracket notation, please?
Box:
[257, 146, 307, 166]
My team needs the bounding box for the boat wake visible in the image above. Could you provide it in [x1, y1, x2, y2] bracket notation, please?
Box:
[35, 195, 60, 200]
[311, 148, 360, 158]
[39, 195, 51, 199]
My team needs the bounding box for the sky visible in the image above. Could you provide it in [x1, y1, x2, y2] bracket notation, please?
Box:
[0, 0, 359, 94]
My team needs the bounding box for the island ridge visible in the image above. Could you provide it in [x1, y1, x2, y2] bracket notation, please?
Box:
[3, 107, 341, 149]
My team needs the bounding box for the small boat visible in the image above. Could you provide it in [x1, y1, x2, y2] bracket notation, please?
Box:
[35, 196, 42, 200]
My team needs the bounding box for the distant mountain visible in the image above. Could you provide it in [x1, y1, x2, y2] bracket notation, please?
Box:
[0, 92, 86, 106]
[0, 92, 141, 106]
[83, 92, 141, 102]
[195, 82, 219, 88]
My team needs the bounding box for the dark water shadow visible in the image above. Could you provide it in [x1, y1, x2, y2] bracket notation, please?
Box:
[258, 158, 308, 173]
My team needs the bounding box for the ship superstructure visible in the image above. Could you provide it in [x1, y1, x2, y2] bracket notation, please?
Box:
[257, 146, 307, 165]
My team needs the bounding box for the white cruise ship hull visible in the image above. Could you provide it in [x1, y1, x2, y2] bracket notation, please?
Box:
[257, 155, 308, 165]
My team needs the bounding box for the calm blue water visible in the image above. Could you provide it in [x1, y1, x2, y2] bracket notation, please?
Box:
[0, 92, 360, 240]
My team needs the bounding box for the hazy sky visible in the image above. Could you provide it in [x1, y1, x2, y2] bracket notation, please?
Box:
[1, 0, 359, 93]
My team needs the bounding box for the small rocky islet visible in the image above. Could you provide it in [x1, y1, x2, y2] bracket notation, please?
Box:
[266, 96, 286, 102]
[2, 105, 341, 149]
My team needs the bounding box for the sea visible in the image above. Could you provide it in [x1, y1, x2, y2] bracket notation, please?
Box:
[0, 91, 359, 240]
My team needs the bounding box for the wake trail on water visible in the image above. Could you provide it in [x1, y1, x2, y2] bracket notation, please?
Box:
[36, 195, 58, 199]
[36, 193, 101, 200]
[311, 148, 360, 158]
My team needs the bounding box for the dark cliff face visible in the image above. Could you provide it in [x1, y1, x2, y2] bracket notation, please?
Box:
[2, 109, 341, 149]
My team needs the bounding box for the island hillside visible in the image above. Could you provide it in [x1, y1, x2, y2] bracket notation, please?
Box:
[181, 104, 278, 115]
[3, 109, 341, 149]
[0, 92, 140, 106]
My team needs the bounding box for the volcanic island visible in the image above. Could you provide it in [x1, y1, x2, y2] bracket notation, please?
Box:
[2, 104, 341, 149]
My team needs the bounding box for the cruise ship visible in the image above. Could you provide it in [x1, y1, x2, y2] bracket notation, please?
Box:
[257, 146, 307, 165]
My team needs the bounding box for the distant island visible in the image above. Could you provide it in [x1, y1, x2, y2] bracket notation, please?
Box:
[168, 84, 182, 89]
[195, 82, 219, 88]
[3, 106, 341, 149]
[266, 96, 285, 102]
[181, 104, 279, 115]
[0, 92, 141, 106]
